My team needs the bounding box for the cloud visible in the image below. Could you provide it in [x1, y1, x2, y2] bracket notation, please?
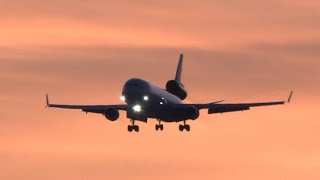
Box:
[1, 44, 318, 97]
[1, 0, 320, 48]
[1, 1, 320, 179]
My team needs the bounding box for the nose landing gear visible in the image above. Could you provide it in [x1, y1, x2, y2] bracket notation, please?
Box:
[155, 119, 164, 131]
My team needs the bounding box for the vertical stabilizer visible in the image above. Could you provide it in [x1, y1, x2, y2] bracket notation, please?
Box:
[175, 54, 183, 83]
[166, 54, 188, 100]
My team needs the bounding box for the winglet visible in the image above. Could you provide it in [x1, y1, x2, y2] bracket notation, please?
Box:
[46, 94, 50, 107]
[287, 91, 293, 103]
[175, 54, 183, 82]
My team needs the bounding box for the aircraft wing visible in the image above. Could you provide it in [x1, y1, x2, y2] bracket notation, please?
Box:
[45, 95, 130, 114]
[194, 91, 293, 114]
[207, 101, 285, 114]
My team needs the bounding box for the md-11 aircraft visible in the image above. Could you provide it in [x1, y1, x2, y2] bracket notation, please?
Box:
[46, 54, 293, 132]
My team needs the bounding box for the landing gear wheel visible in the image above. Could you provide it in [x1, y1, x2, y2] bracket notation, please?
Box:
[179, 124, 184, 131]
[128, 125, 133, 132]
[155, 124, 163, 131]
[134, 125, 139, 132]
[156, 119, 164, 131]
[179, 120, 191, 132]
[185, 124, 190, 132]
[128, 120, 139, 132]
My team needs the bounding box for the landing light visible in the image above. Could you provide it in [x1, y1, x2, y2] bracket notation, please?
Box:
[120, 96, 126, 102]
[143, 96, 149, 101]
[133, 105, 142, 112]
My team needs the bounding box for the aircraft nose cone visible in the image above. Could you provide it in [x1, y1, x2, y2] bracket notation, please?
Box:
[123, 78, 150, 91]
[122, 78, 151, 104]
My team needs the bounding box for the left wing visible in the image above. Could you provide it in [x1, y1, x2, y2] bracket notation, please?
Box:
[46, 94, 130, 114]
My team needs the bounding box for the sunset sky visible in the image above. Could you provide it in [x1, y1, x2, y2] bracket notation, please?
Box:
[1, 0, 320, 179]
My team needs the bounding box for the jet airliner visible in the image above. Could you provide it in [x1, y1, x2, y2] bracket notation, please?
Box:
[46, 54, 293, 132]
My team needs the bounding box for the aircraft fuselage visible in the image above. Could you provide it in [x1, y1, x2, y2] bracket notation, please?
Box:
[46, 54, 290, 132]
[122, 78, 185, 122]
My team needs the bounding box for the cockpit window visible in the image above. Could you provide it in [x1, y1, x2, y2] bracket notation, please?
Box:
[124, 78, 150, 89]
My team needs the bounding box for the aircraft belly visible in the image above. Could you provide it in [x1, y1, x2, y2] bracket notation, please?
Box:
[136, 105, 186, 122]
[155, 105, 191, 122]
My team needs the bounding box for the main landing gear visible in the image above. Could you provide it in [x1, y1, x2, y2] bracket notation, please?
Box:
[179, 120, 190, 132]
[127, 119, 190, 132]
[128, 120, 139, 132]
[155, 120, 164, 131]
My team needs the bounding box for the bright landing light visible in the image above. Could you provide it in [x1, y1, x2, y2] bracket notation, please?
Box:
[133, 105, 142, 112]
[120, 96, 126, 102]
[143, 96, 149, 101]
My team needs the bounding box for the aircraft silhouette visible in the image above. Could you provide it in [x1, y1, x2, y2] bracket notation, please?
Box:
[46, 54, 293, 132]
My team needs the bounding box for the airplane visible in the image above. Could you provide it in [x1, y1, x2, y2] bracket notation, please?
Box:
[46, 54, 293, 132]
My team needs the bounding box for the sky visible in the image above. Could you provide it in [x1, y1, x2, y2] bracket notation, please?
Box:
[1, 0, 320, 179]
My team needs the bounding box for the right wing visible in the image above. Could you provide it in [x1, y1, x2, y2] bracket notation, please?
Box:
[46, 94, 130, 114]
[189, 91, 293, 114]
[207, 101, 285, 114]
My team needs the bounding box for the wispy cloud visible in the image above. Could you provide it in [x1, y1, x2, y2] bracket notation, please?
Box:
[1, 0, 320, 179]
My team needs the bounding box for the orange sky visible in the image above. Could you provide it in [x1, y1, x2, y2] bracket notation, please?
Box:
[1, 0, 320, 179]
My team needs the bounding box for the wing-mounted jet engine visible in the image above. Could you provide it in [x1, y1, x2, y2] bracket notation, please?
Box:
[104, 107, 120, 121]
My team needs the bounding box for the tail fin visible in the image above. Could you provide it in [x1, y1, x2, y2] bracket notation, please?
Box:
[175, 54, 183, 83]
[166, 54, 187, 100]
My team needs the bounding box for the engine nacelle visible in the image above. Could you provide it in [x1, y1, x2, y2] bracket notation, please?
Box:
[185, 106, 200, 120]
[104, 107, 119, 121]
[166, 80, 187, 100]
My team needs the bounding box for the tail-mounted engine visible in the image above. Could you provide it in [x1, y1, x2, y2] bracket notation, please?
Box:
[104, 107, 120, 121]
[166, 80, 188, 100]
